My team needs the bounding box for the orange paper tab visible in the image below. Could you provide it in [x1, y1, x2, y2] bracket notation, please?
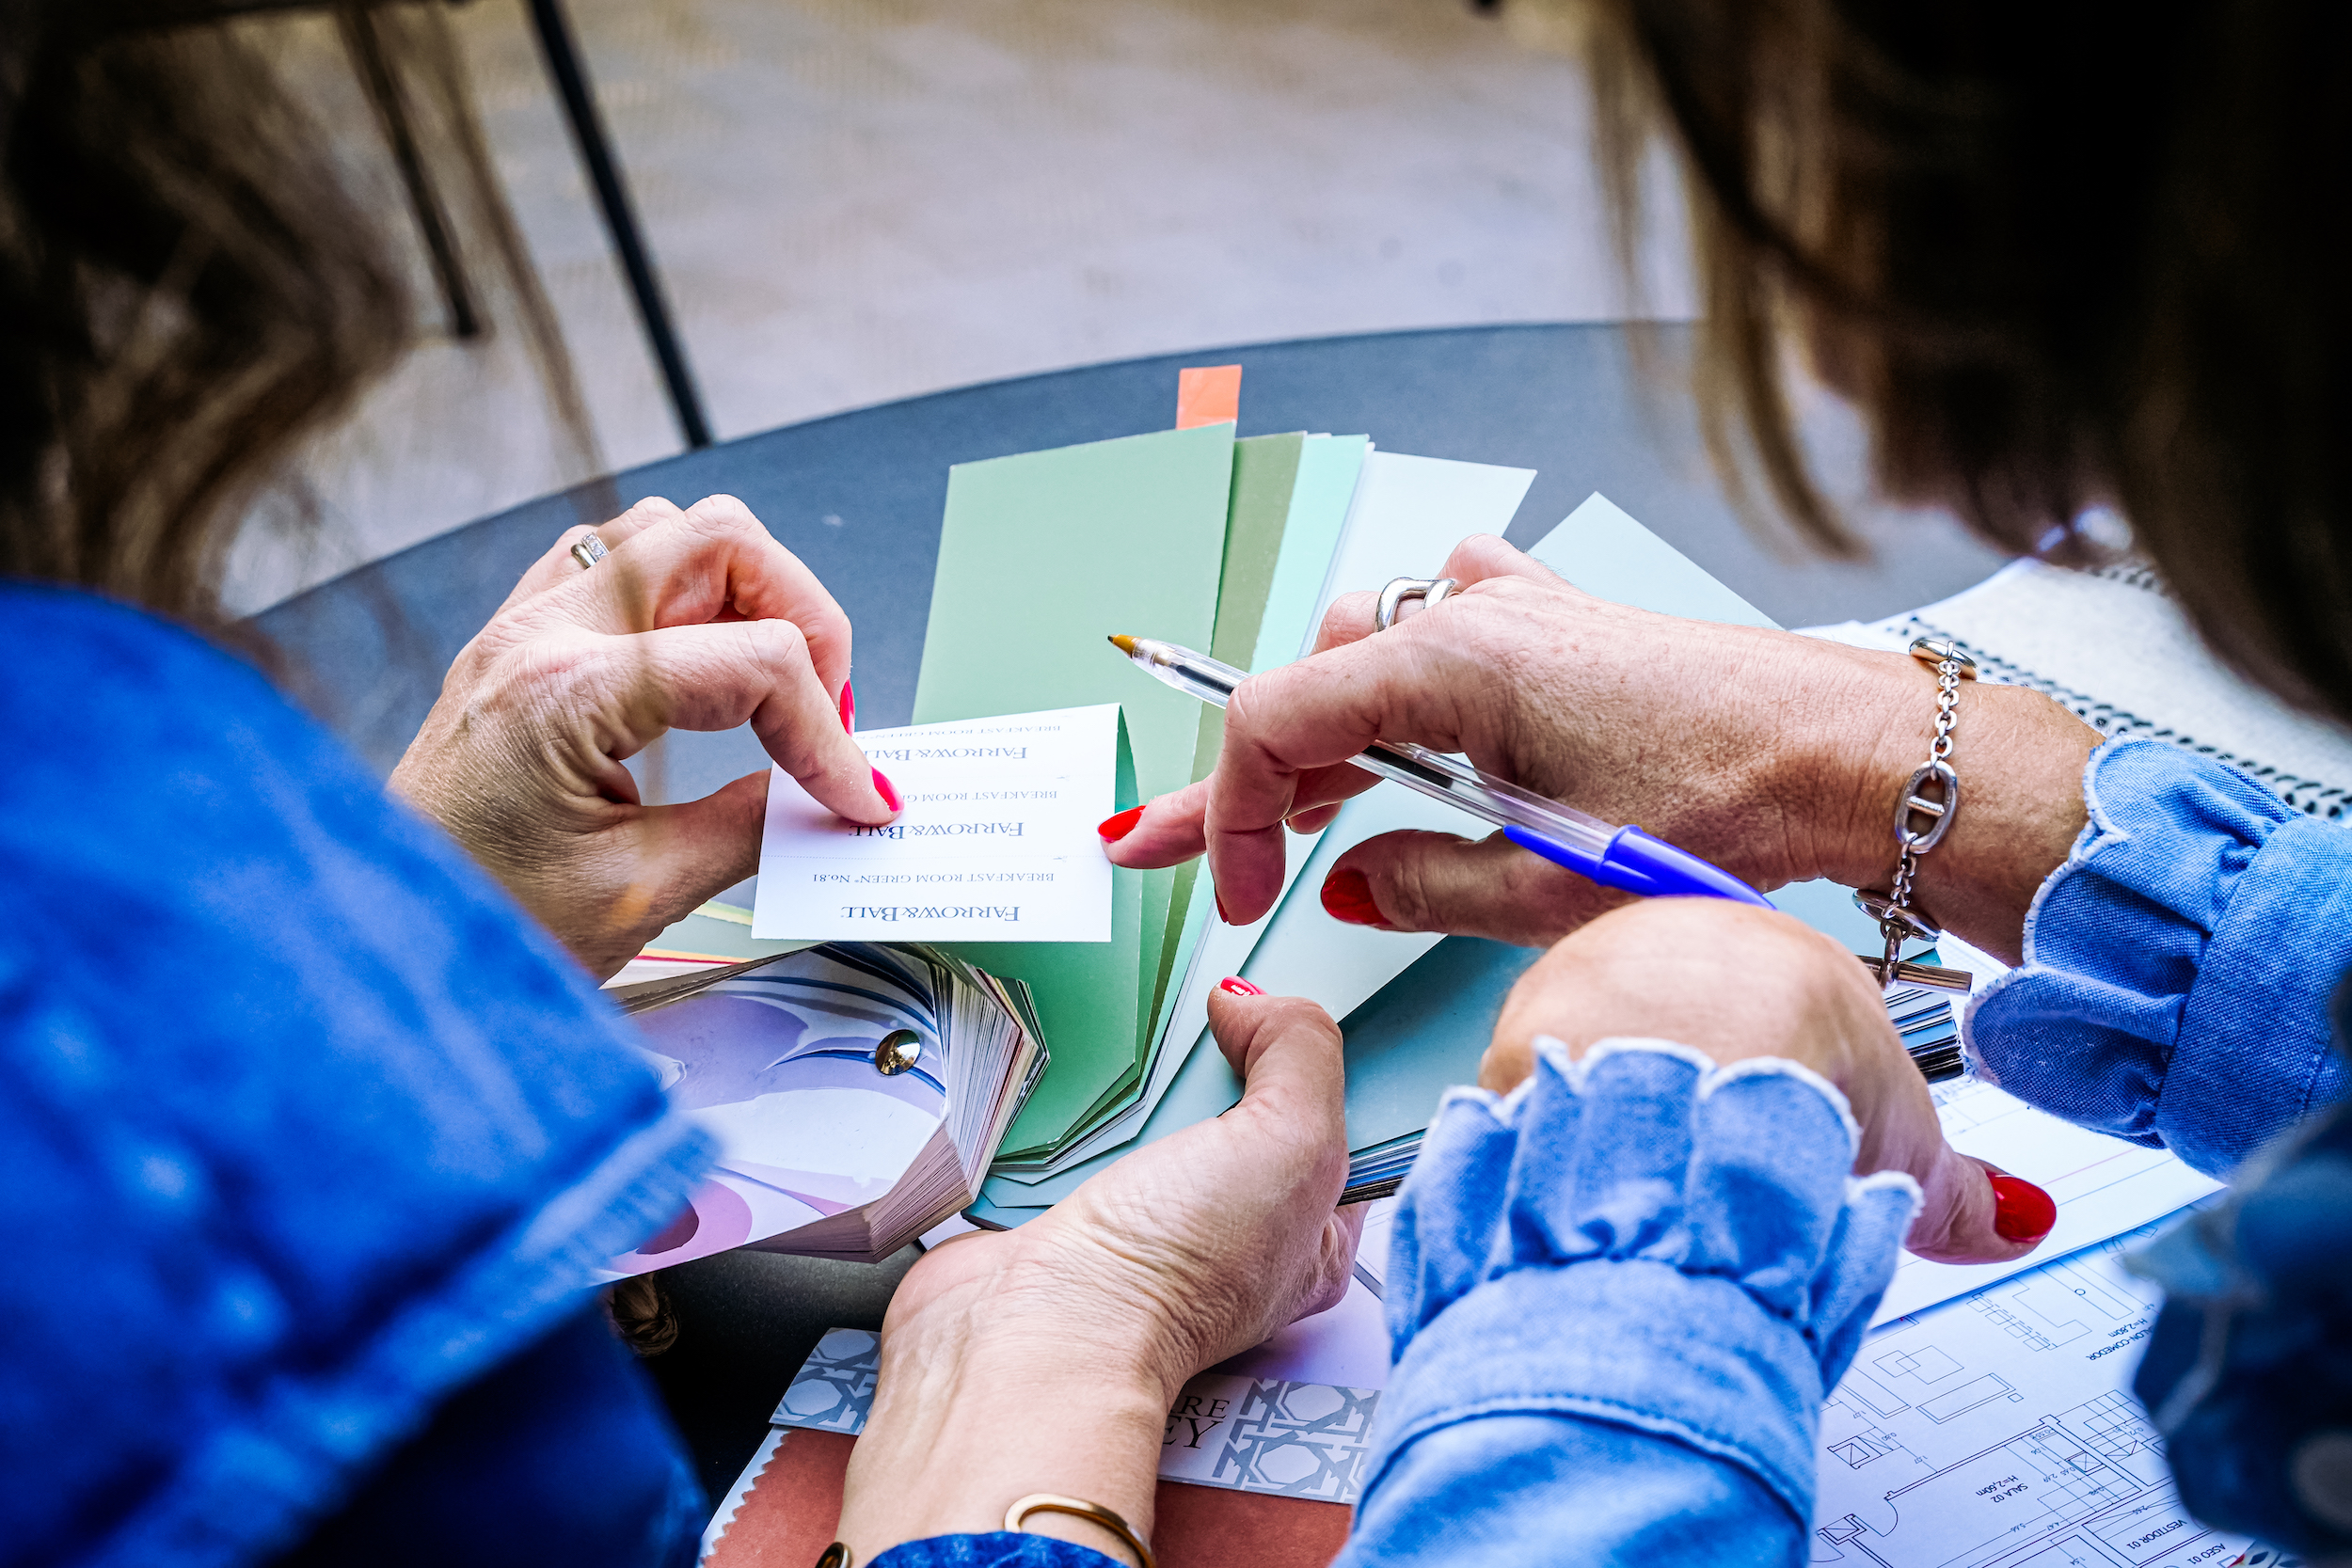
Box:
[1175, 364, 1241, 429]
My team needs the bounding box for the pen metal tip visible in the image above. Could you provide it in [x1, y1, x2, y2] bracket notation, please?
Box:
[1107, 634, 1137, 655]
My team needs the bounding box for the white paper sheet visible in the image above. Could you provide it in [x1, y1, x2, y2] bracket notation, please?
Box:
[752, 704, 1119, 942]
[1818, 1211, 2248, 1568]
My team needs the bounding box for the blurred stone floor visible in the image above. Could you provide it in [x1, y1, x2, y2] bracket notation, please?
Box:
[224, 0, 1695, 612]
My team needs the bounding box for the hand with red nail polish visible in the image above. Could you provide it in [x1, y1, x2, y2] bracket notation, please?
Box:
[390, 493, 896, 979]
[1320, 866, 1396, 930]
[841, 982, 1362, 1560]
[1988, 1171, 2058, 1243]
[1485, 898, 2056, 1266]
[1101, 532, 2097, 964]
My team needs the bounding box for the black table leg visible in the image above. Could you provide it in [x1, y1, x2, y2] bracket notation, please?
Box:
[525, 0, 714, 450]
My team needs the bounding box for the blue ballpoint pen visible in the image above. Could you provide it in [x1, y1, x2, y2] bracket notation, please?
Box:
[1108, 634, 1777, 910]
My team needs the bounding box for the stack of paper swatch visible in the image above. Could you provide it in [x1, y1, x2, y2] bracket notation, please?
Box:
[597, 942, 1046, 1270]
[882, 405, 1935, 1224]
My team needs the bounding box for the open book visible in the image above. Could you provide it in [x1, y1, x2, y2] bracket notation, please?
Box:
[598, 943, 1046, 1272]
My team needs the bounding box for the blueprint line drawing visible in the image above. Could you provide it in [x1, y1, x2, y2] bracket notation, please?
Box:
[1813, 1210, 2249, 1568]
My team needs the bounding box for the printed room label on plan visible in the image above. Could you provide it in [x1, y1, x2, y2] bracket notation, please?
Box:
[753, 703, 1120, 942]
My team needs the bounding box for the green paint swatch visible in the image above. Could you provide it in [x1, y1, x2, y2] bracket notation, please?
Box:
[914, 422, 1235, 1157]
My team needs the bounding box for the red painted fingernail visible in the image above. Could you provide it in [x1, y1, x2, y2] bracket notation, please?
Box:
[1321, 866, 1393, 929]
[1098, 805, 1145, 841]
[1216, 892, 1234, 925]
[871, 768, 901, 813]
[839, 681, 856, 733]
[1219, 976, 1264, 996]
[1989, 1173, 2057, 1242]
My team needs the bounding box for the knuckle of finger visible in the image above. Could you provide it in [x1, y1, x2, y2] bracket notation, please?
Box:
[1380, 849, 1443, 932]
[689, 493, 764, 535]
[1477, 1037, 1534, 1091]
[617, 495, 681, 527]
[1446, 532, 1508, 571]
[1221, 677, 1274, 746]
[1322, 591, 1375, 638]
[1263, 992, 1340, 1039]
[509, 635, 620, 716]
[745, 615, 811, 666]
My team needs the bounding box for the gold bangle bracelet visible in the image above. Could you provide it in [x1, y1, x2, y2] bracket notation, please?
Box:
[1004, 1493, 1157, 1568]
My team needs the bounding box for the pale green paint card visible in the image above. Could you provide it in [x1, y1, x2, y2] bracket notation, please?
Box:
[1212, 435, 1309, 671]
[993, 432, 1327, 1175]
[1534, 491, 1775, 629]
[1138, 435, 1359, 1100]
[914, 422, 1235, 795]
[917, 423, 1234, 1155]
[1250, 436, 1369, 673]
[639, 908, 815, 963]
[1108, 433, 1370, 1102]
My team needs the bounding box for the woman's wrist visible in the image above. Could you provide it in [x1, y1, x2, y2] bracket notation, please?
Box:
[834, 1243, 1182, 1565]
[1796, 644, 2097, 963]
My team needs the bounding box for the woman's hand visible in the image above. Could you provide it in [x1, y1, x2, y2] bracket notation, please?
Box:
[1104, 533, 2096, 963]
[389, 495, 898, 979]
[832, 986, 1362, 1565]
[1484, 897, 2056, 1265]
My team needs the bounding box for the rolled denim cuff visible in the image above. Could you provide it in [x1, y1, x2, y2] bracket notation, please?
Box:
[1371, 1040, 1920, 1527]
[1966, 737, 2352, 1175]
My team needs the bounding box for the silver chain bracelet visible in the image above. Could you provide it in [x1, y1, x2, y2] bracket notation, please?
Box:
[1860, 636, 1978, 983]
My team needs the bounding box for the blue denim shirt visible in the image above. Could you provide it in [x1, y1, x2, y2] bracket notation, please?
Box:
[2, 588, 713, 1568]
[880, 738, 2352, 1566]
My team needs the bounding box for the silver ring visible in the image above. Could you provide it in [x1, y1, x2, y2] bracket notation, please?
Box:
[1375, 577, 1456, 632]
[570, 531, 609, 571]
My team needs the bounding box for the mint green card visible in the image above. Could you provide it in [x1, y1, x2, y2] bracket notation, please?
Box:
[1250, 435, 1369, 672]
[915, 423, 1235, 1155]
[915, 423, 1235, 795]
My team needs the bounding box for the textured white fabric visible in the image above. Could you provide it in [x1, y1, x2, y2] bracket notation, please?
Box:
[1804, 558, 2352, 820]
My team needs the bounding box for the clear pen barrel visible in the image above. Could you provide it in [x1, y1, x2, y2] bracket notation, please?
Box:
[1125, 639, 1616, 859]
[1132, 640, 1245, 705]
[1359, 741, 1616, 859]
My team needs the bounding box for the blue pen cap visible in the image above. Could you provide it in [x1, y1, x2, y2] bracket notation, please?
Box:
[1503, 822, 1774, 909]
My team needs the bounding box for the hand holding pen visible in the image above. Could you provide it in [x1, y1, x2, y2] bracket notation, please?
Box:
[1108, 633, 1777, 909]
[1110, 629, 1964, 1000]
[1096, 534, 2062, 981]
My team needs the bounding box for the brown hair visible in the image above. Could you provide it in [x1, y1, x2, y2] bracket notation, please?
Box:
[0, 2, 410, 625]
[1575, 0, 2352, 721]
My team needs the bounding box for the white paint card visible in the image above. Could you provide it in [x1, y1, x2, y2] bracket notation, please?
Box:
[751, 703, 1120, 942]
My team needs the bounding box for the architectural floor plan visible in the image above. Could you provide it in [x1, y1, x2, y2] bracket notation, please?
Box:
[1815, 1212, 2246, 1568]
